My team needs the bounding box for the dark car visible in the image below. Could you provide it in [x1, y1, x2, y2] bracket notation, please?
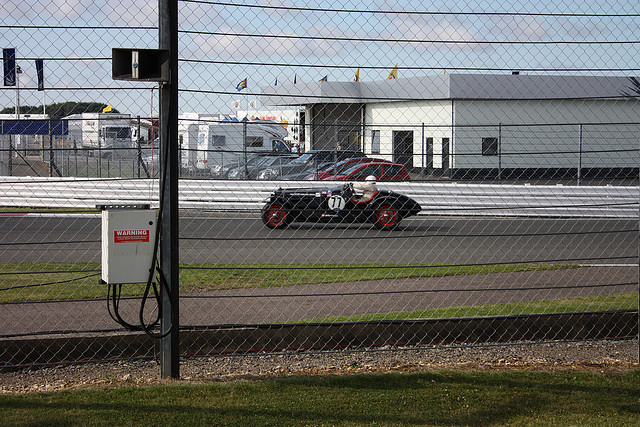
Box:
[261, 182, 421, 230]
[304, 157, 391, 180]
[329, 162, 411, 181]
[257, 149, 364, 180]
[227, 154, 298, 179]
[212, 152, 295, 179]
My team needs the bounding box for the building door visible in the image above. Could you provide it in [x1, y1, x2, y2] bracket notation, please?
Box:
[393, 131, 413, 168]
[442, 138, 450, 173]
[425, 137, 433, 169]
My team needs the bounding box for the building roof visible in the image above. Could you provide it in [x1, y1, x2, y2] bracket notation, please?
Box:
[261, 73, 639, 106]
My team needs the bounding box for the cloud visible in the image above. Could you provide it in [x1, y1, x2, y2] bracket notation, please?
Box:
[189, 25, 348, 60]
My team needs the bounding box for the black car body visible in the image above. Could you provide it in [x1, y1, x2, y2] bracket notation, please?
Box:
[261, 183, 421, 230]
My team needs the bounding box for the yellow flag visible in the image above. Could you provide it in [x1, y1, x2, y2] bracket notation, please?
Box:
[387, 65, 397, 80]
[354, 68, 360, 82]
[102, 104, 112, 113]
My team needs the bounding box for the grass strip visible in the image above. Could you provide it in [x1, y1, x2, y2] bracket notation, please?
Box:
[0, 262, 571, 302]
[303, 292, 639, 323]
[0, 370, 639, 425]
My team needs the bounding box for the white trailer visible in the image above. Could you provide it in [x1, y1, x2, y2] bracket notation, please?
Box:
[178, 115, 291, 171]
[65, 113, 133, 157]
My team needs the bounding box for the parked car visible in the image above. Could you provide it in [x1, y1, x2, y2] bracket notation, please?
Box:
[327, 162, 411, 181]
[227, 154, 298, 179]
[257, 149, 365, 180]
[212, 152, 296, 179]
[261, 180, 421, 230]
[304, 157, 391, 180]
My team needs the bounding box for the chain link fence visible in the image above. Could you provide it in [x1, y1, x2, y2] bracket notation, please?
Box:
[0, 1, 638, 370]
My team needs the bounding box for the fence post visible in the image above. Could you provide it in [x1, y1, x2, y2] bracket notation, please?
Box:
[137, 115, 142, 178]
[159, 0, 180, 379]
[49, 119, 53, 177]
[498, 123, 502, 180]
[8, 135, 12, 176]
[578, 124, 583, 185]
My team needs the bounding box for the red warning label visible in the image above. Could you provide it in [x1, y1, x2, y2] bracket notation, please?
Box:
[114, 229, 150, 243]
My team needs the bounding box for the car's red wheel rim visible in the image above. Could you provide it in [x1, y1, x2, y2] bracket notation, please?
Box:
[376, 205, 397, 226]
[265, 205, 286, 226]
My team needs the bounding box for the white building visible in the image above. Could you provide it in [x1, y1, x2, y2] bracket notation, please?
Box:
[261, 73, 640, 178]
[235, 108, 305, 149]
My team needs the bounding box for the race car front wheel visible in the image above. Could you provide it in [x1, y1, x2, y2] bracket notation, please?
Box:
[373, 204, 399, 230]
[262, 203, 290, 229]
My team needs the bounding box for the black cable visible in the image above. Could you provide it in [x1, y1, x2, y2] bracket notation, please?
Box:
[0, 269, 99, 276]
[183, 227, 639, 242]
[136, 93, 175, 339]
[181, 29, 640, 46]
[181, 280, 637, 300]
[181, 255, 637, 271]
[107, 284, 144, 331]
[0, 240, 100, 247]
[0, 272, 100, 292]
[183, 1, 640, 18]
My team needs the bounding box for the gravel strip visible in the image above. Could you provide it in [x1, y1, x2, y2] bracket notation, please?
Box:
[0, 339, 637, 394]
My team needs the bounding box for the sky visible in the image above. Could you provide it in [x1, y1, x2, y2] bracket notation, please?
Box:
[1, 0, 639, 118]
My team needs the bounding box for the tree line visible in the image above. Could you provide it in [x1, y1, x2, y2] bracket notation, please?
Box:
[0, 102, 119, 119]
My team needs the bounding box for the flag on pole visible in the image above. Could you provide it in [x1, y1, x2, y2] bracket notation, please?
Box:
[387, 64, 398, 80]
[102, 104, 112, 113]
[294, 74, 297, 84]
[319, 75, 328, 82]
[354, 68, 360, 82]
[231, 99, 241, 110]
[3, 48, 16, 86]
[236, 78, 247, 91]
[249, 99, 258, 109]
[35, 59, 44, 91]
[274, 78, 278, 86]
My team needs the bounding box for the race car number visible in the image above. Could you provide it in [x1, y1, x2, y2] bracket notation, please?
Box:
[328, 195, 346, 211]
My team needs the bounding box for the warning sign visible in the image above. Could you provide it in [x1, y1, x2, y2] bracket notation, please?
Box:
[114, 229, 150, 243]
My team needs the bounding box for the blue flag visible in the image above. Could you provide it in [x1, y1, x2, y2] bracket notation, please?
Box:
[3, 48, 16, 87]
[319, 75, 328, 82]
[236, 78, 247, 91]
[35, 59, 44, 91]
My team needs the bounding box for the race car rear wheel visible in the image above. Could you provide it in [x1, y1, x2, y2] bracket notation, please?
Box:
[262, 204, 290, 229]
[373, 204, 399, 230]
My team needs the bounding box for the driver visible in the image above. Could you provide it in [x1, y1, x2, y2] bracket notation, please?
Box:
[351, 175, 378, 202]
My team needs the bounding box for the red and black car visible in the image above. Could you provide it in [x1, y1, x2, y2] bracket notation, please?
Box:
[261, 182, 421, 230]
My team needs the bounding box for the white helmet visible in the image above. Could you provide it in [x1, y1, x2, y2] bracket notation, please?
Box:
[365, 175, 377, 182]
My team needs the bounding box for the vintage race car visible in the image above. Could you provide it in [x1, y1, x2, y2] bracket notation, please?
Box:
[261, 182, 421, 230]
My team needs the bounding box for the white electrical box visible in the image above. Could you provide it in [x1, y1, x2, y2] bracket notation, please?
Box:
[101, 208, 157, 284]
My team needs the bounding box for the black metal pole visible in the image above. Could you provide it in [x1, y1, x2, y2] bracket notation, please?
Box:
[159, 0, 179, 379]
[8, 135, 12, 176]
[137, 115, 141, 178]
[498, 123, 502, 181]
[577, 124, 583, 186]
[49, 119, 54, 177]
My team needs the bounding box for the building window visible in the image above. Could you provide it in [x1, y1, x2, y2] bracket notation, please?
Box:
[371, 130, 380, 154]
[482, 137, 498, 156]
[211, 135, 225, 146]
[246, 136, 263, 147]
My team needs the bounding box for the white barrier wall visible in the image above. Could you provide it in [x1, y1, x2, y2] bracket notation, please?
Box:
[0, 177, 637, 218]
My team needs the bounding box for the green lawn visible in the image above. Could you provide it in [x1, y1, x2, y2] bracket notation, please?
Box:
[1, 369, 639, 425]
[0, 261, 572, 302]
[1, 262, 635, 323]
[304, 291, 639, 323]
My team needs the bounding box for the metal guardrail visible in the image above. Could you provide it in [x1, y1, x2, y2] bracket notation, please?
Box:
[0, 177, 637, 218]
